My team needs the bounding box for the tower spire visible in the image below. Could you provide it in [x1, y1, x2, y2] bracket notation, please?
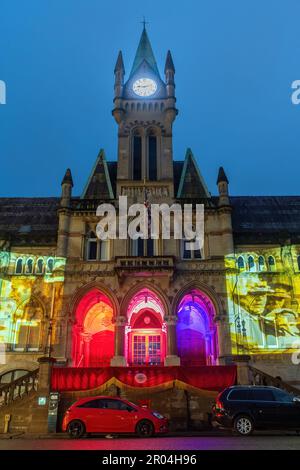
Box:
[129, 25, 160, 78]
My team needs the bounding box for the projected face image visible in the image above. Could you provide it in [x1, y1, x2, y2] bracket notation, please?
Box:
[226, 249, 300, 353]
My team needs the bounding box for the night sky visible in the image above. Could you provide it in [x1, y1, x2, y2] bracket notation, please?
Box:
[0, 0, 299, 197]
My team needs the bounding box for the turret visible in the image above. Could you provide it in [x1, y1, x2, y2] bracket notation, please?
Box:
[114, 50, 125, 98]
[60, 168, 73, 208]
[164, 50, 175, 97]
[217, 166, 229, 206]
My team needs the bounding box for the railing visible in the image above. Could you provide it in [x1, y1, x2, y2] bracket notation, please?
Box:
[115, 256, 174, 270]
[0, 369, 39, 408]
[248, 365, 300, 396]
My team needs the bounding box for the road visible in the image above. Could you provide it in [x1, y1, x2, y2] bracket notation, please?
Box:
[1, 434, 300, 450]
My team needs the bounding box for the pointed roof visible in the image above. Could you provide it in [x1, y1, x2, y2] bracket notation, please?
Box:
[217, 166, 229, 184]
[177, 148, 210, 198]
[61, 168, 73, 187]
[81, 149, 114, 199]
[114, 50, 125, 73]
[129, 27, 160, 78]
[164, 50, 175, 73]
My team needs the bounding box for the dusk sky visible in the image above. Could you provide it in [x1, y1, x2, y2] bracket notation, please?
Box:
[0, 0, 299, 197]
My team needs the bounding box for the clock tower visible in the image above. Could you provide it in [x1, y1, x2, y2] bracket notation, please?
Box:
[112, 26, 178, 199]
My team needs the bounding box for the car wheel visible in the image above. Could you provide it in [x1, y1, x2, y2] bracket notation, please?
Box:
[234, 415, 254, 436]
[67, 420, 86, 439]
[136, 419, 154, 438]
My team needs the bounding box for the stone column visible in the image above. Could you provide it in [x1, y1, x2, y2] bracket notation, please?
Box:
[28, 356, 56, 433]
[110, 316, 127, 366]
[214, 312, 233, 365]
[164, 315, 180, 366]
[82, 333, 92, 367]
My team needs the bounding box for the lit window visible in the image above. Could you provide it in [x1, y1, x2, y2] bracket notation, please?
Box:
[268, 256, 276, 271]
[15, 258, 23, 274]
[248, 256, 255, 272]
[25, 258, 34, 274]
[237, 256, 245, 269]
[36, 258, 44, 274]
[258, 256, 266, 272]
[47, 258, 54, 272]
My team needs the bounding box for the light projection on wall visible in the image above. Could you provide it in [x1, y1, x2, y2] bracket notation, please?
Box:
[226, 247, 300, 354]
[176, 290, 217, 366]
[72, 289, 115, 367]
[0, 251, 66, 350]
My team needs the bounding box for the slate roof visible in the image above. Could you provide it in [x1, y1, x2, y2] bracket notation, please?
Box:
[0, 198, 59, 246]
[230, 196, 300, 244]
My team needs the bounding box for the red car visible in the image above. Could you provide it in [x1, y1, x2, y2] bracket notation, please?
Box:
[62, 396, 169, 438]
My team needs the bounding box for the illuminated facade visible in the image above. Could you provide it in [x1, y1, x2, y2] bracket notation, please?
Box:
[1, 27, 300, 391]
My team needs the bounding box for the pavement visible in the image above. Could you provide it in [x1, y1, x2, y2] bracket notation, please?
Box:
[1, 434, 300, 450]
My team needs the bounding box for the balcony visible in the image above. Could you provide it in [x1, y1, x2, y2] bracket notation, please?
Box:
[115, 256, 174, 281]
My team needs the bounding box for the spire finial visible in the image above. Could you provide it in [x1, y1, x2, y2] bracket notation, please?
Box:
[141, 16, 149, 30]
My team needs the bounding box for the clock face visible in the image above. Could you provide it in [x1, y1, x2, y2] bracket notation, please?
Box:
[132, 78, 157, 97]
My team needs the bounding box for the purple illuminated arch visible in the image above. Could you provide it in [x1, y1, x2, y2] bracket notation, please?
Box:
[176, 289, 218, 366]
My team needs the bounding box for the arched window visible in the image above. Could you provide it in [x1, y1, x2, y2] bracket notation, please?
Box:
[15, 258, 23, 274]
[268, 256, 276, 271]
[25, 258, 34, 274]
[46, 258, 54, 273]
[132, 130, 142, 180]
[297, 255, 300, 271]
[258, 255, 266, 271]
[36, 258, 44, 274]
[148, 129, 157, 181]
[237, 256, 245, 270]
[248, 256, 255, 272]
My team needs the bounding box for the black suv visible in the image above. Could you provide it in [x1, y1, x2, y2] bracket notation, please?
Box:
[212, 385, 300, 435]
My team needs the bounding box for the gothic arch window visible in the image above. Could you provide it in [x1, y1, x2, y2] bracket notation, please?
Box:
[132, 129, 142, 180]
[125, 103, 129, 112]
[137, 103, 141, 111]
[298, 255, 300, 271]
[46, 257, 54, 273]
[142, 103, 146, 111]
[160, 103, 164, 111]
[268, 256, 276, 272]
[15, 258, 23, 274]
[248, 256, 255, 272]
[258, 255, 266, 271]
[237, 256, 245, 270]
[36, 258, 44, 274]
[147, 128, 157, 181]
[25, 258, 34, 274]
[148, 103, 153, 111]
[131, 103, 135, 111]
[154, 103, 159, 112]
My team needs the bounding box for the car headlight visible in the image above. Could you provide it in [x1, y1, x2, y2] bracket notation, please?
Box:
[152, 411, 164, 419]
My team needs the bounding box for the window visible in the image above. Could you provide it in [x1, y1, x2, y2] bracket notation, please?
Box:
[237, 256, 245, 269]
[36, 258, 44, 274]
[14, 319, 41, 352]
[25, 258, 33, 274]
[15, 258, 23, 274]
[258, 256, 266, 272]
[297, 255, 300, 271]
[228, 389, 251, 401]
[133, 135, 142, 180]
[78, 399, 103, 409]
[148, 134, 157, 181]
[86, 231, 110, 261]
[248, 256, 255, 272]
[47, 258, 54, 273]
[268, 256, 276, 272]
[272, 389, 293, 403]
[182, 240, 202, 260]
[131, 238, 154, 257]
[250, 389, 275, 401]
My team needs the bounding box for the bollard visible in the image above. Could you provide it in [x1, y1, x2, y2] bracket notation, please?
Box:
[4, 414, 11, 434]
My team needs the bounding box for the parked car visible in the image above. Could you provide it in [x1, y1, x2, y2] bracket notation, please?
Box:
[212, 385, 300, 436]
[62, 396, 169, 438]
